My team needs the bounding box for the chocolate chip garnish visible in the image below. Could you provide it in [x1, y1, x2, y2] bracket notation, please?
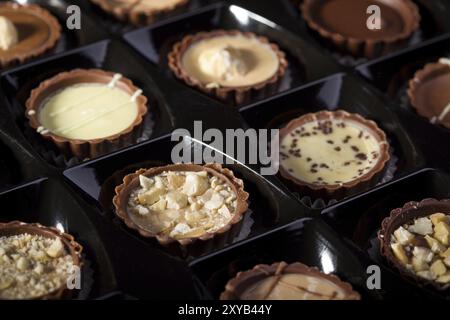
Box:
[320, 163, 329, 169]
[355, 153, 367, 160]
[334, 146, 341, 151]
[300, 132, 311, 137]
[351, 146, 359, 152]
[306, 157, 312, 162]
[326, 140, 334, 144]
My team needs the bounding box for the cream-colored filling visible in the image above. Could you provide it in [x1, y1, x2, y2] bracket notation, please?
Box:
[280, 118, 383, 185]
[38, 83, 139, 140]
[0, 233, 74, 300]
[240, 274, 348, 300]
[0, 15, 18, 50]
[127, 170, 237, 240]
[181, 35, 279, 88]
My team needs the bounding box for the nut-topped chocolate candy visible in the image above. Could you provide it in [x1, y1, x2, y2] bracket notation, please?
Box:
[0, 221, 83, 300]
[279, 110, 390, 198]
[379, 199, 450, 289]
[220, 262, 360, 300]
[113, 163, 249, 253]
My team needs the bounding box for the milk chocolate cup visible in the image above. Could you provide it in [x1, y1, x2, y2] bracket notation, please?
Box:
[220, 261, 361, 300]
[168, 30, 288, 105]
[25, 69, 148, 159]
[113, 163, 249, 256]
[278, 110, 390, 200]
[0, 2, 61, 68]
[89, 0, 189, 25]
[300, 0, 420, 58]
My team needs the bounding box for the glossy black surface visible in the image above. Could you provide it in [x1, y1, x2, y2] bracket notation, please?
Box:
[0, 0, 107, 72]
[283, 0, 450, 67]
[240, 73, 426, 206]
[0, 141, 21, 192]
[123, 3, 340, 105]
[322, 168, 450, 299]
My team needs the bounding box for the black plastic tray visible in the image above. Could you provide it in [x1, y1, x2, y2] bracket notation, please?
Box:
[0, 0, 449, 300]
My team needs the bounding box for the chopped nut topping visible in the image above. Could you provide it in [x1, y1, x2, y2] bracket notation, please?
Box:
[0, 233, 74, 299]
[390, 212, 450, 284]
[127, 170, 238, 240]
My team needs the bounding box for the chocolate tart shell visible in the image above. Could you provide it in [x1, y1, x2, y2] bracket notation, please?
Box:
[300, 0, 420, 58]
[89, 0, 189, 25]
[25, 69, 148, 160]
[167, 30, 288, 105]
[0, 221, 83, 300]
[378, 198, 450, 291]
[220, 261, 361, 300]
[407, 61, 450, 129]
[278, 110, 390, 200]
[0, 2, 61, 68]
[113, 163, 249, 256]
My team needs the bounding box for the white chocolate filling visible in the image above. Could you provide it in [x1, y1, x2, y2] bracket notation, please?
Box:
[0, 15, 18, 51]
[280, 118, 384, 185]
[38, 82, 140, 140]
[127, 170, 238, 240]
[181, 34, 280, 88]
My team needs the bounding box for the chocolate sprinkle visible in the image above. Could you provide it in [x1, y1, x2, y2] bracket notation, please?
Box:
[355, 153, 368, 160]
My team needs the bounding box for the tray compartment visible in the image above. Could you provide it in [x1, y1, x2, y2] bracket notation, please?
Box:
[190, 218, 380, 299]
[240, 73, 425, 207]
[0, 40, 174, 168]
[283, 0, 450, 67]
[322, 168, 450, 299]
[63, 134, 311, 259]
[0, 178, 117, 299]
[123, 3, 340, 106]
